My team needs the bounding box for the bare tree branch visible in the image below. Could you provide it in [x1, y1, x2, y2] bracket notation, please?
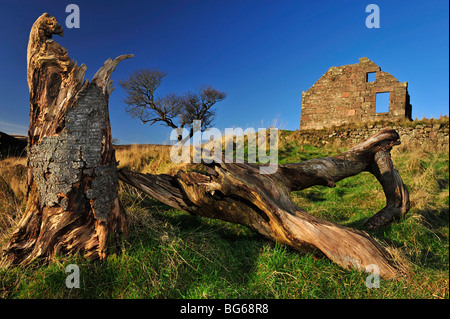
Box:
[179, 85, 226, 130]
[119, 69, 226, 141]
[119, 68, 181, 129]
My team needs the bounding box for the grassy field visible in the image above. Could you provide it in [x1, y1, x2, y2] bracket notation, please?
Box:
[0, 125, 448, 299]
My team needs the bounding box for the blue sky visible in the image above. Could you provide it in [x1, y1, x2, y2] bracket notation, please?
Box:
[0, 0, 448, 144]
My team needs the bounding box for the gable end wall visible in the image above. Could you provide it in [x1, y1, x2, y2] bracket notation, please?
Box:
[300, 57, 412, 130]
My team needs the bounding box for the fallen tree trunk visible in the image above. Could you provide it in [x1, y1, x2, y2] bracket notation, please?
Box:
[1, 13, 131, 267]
[118, 128, 410, 278]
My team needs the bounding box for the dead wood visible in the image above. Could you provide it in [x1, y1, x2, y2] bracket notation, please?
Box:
[1, 13, 132, 267]
[118, 128, 410, 278]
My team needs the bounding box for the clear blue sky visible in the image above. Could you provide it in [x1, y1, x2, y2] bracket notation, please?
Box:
[0, 0, 448, 144]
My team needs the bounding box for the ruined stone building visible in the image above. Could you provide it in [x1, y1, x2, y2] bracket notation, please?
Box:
[300, 57, 412, 130]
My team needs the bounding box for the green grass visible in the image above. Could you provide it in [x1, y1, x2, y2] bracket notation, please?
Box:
[0, 135, 448, 299]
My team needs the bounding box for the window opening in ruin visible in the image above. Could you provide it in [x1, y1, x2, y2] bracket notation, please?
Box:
[366, 72, 376, 82]
[375, 92, 390, 113]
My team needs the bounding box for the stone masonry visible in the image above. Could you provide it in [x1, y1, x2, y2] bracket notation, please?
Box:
[285, 119, 449, 151]
[300, 57, 412, 130]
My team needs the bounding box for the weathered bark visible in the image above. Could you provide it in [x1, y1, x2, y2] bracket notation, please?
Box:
[118, 128, 410, 278]
[1, 13, 132, 267]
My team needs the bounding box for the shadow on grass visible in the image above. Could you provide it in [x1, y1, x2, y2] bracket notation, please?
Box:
[121, 198, 267, 298]
[71, 182, 446, 298]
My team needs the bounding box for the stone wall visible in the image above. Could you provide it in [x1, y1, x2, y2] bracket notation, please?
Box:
[300, 57, 412, 130]
[286, 119, 449, 150]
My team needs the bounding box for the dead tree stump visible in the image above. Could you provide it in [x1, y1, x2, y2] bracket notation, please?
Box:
[1, 13, 132, 267]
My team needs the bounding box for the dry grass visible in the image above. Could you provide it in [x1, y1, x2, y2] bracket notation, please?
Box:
[0, 157, 27, 247]
[115, 144, 188, 175]
[0, 157, 27, 201]
[392, 137, 448, 211]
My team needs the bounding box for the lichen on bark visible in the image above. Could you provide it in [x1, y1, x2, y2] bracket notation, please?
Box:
[28, 83, 120, 221]
[0, 13, 131, 267]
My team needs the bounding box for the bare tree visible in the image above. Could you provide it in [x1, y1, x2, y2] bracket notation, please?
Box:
[179, 85, 226, 133]
[119, 68, 226, 142]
